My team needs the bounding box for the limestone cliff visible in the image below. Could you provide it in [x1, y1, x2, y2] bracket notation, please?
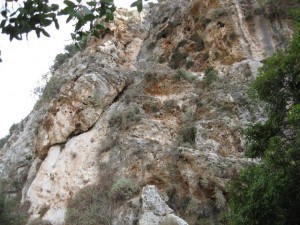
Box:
[0, 0, 295, 225]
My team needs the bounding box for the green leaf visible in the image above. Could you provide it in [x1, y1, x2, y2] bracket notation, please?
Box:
[84, 14, 96, 21]
[130, 0, 143, 12]
[0, 20, 6, 28]
[75, 11, 84, 20]
[105, 13, 114, 22]
[9, 18, 17, 23]
[10, 11, 18, 17]
[64, 0, 76, 8]
[36, 29, 41, 38]
[71, 33, 76, 40]
[1, 10, 7, 18]
[66, 15, 74, 23]
[75, 20, 84, 31]
[59, 7, 73, 16]
[41, 29, 50, 37]
[54, 18, 59, 29]
[81, 5, 92, 15]
[95, 23, 105, 30]
[87, 1, 97, 7]
[51, 4, 60, 11]
[41, 19, 52, 26]
[92, 29, 100, 38]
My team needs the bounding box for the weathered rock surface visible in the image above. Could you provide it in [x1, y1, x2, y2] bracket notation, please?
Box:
[139, 185, 188, 225]
[113, 185, 188, 225]
[0, 107, 46, 191]
[0, 0, 295, 225]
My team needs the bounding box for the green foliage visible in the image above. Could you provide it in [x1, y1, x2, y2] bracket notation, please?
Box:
[178, 124, 196, 146]
[214, 188, 226, 209]
[51, 42, 86, 71]
[0, 1, 59, 41]
[65, 170, 138, 225]
[0, 0, 144, 41]
[229, 144, 300, 225]
[65, 166, 117, 225]
[110, 178, 138, 201]
[169, 42, 189, 69]
[143, 99, 160, 113]
[190, 33, 205, 51]
[0, 191, 26, 225]
[65, 184, 116, 225]
[203, 66, 218, 86]
[34, 74, 66, 102]
[0, 0, 146, 62]
[123, 87, 140, 104]
[164, 99, 177, 114]
[108, 104, 141, 130]
[181, 106, 196, 123]
[289, 7, 300, 29]
[186, 60, 195, 69]
[8, 123, 18, 135]
[228, 33, 300, 225]
[0, 135, 9, 149]
[0, 122, 19, 149]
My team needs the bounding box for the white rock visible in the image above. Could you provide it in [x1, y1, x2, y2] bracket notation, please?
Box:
[141, 185, 173, 216]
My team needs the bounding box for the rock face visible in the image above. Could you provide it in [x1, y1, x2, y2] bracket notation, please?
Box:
[139, 185, 188, 225]
[0, 0, 295, 225]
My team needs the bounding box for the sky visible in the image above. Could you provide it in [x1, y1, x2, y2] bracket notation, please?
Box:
[0, 0, 156, 138]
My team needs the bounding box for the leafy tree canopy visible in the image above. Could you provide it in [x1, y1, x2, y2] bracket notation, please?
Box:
[0, 0, 147, 62]
[228, 31, 300, 225]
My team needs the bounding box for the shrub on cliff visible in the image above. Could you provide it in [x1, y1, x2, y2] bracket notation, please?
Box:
[65, 161, 138, 225]
[110, 178, 138, 201]
[0, 123, 19, 149]
[51, 42, 86, 71]
[228, 33, 300, 225]
[0, 135, 9, 149]
[0, 191, 26, 225]
[65, 184, 116, 225]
